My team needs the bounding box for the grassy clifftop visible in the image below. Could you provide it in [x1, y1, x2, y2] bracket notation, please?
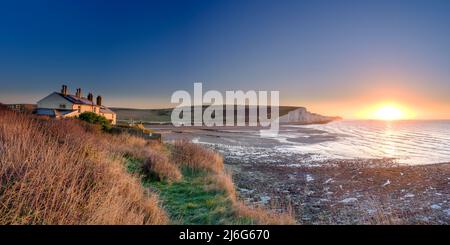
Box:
[125, 139, 296, 225]
[111, 106, 300, 124]
[0, 107, 167, 224]
[0, 107, 294, 225]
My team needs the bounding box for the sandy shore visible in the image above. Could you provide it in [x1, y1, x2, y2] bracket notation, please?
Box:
[152, 125, 450, 224]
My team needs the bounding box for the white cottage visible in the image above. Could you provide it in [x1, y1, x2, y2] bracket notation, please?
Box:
[36, 85, 117, 125]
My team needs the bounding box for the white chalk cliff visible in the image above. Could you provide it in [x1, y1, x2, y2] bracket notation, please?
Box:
[278, 107, 340, 124]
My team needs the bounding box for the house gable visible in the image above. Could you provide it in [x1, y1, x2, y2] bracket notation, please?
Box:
[37, 92, 74, 110]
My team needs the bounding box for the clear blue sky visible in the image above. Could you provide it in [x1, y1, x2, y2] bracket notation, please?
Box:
[0, 0, 449, 118]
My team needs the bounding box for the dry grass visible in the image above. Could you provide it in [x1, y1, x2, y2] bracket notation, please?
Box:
[107, 133, 150, 160]
[143, 150, 182, 183]
[171, 139, 297, 225]
[0, 108, 168, 224]
[205, 171, 237, 199]
[235, 202, 297, 225]
[105, 127, 182, 183]
[0, 106, 295, 225]
[172, 139, 223, 174]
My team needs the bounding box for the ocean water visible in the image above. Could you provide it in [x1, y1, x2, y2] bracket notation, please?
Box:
[282, 120, 450, 165]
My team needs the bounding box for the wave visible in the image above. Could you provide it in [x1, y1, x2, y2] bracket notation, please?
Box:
[291, 120, 450, 164]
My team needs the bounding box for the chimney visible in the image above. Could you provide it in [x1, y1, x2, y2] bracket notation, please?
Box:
[96, 95, 102, 106]
[87, 93, 93, 102]
[61, 85, 68, 95]
[75, 88, 82, 98]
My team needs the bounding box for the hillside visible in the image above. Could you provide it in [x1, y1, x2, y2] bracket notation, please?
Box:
[111, 107, 173, 123]
[111, 106, 339, 125]
[0, 107, 294, 224]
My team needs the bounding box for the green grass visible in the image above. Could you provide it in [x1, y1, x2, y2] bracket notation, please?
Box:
[112, 106, 300, 124]
[125, 156, 143, 174]
[125, 157, 253, 225]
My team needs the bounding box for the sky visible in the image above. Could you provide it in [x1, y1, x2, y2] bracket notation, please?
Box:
[0, 0, 449, 119]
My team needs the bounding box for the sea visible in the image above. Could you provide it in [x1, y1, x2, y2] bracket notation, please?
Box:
[282, 120, 450, 165]
[157, 120, 450, 166]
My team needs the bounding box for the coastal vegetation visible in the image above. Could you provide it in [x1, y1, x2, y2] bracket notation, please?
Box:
[126, 139, 296, 224]
[78, 111, 112, 131]
[0, 106, 294, 224]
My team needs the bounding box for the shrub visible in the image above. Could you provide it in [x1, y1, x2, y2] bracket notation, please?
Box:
[78, 111, 112, 131]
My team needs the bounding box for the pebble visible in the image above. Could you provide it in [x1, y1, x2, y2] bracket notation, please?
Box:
[339, 197, 358, 204]
[306, 191, 315, 196]
[430, 204, 441, 210]
[259, 196, 271, 204]
[238, 188, 254, 194]
[444, 209, 450, 216]
[306, 174, 314, 182]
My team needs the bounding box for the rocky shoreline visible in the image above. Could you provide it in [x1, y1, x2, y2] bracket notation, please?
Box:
[155, 125, 450, 224]
[228, 158, 449, 224]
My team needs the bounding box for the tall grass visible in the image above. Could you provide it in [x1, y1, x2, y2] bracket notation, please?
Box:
[172, 139, 224, 174]
[143, 149, 182, 182]
[171, 139, 296, 224]
[0, 108, 168, 224]
[0, 106, 295, 224]
[108, 133, 182, 183]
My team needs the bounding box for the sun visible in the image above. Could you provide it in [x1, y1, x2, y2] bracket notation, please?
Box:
[357, 102, 416, 120]
[374, 105, 404, 121]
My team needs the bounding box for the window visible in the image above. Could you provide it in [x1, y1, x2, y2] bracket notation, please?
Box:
[59, 104, 66, 109]
[78, 106, 81, 113]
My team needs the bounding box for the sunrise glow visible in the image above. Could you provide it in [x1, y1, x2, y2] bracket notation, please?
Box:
[374, 105, 404, 121]
[354, 102, 417, 120]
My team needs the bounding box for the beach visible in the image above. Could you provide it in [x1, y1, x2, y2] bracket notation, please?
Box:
[152, 122, 450, 224]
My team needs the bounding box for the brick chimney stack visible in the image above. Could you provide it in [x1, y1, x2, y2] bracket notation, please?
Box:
[96, 95, 102, 106]
[87, 93, 93, 102]
[75, 88, 82, 98]
[61, 85, 68, 96]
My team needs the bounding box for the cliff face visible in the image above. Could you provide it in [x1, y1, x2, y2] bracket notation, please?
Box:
[278, 107, 340, 124]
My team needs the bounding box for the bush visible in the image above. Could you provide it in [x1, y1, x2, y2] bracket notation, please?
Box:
[78, 111, 112, 131]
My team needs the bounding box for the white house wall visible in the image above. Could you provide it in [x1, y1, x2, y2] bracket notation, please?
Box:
[37, 93, 73, 110]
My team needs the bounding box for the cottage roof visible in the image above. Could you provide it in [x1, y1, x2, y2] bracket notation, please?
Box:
[99, 106, 115, 114]
[56, 92, 95, 105]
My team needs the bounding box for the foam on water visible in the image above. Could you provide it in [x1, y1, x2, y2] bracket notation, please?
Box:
[281, 120, 450, 165]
